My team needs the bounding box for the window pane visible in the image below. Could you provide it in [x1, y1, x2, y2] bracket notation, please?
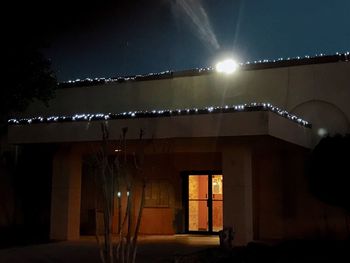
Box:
[212, 175, 223, 200]
[212, 175, 223, 231]
[188, 200, 208, 231]
[189, 175, 208, 199]
[212, 200, 223, 232]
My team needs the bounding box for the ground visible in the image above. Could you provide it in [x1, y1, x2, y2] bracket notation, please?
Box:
[0, 235, 218, 263]
[1, 235, 349, 262]
[177, 239, 350, 263]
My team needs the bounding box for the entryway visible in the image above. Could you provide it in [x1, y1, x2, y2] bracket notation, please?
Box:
[184, 171, 223, 233]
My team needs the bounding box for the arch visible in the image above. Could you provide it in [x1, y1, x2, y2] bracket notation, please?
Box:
[290, 99, 350, 125]
[290, 99, 350, 146]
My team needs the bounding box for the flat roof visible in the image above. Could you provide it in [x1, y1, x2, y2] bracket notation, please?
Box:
[8, 103, 311, 148]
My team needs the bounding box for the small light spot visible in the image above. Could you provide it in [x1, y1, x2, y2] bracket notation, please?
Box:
[317, 128, 328, 137]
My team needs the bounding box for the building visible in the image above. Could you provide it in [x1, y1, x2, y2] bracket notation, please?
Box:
[6, 53, 350, 245]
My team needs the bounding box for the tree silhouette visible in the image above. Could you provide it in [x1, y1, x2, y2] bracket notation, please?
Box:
[2, 44, 57, 124]
[3, 2, 58, 127]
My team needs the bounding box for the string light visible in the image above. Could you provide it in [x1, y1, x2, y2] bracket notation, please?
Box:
[10, 52, 349, 129]
[7, 103, 311, 128]
[58, 52, 349, 88]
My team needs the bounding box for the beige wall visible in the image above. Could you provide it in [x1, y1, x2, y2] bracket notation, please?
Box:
[79, 139, 222, 237]
[20, 61, 350, 144]
[80, 151, 222, 235]
[50, 145, 82, 240]
[11, 61, 350, 243]
[8, 111, 311, 149]
[222, 145, 253, 245]
[49, 136, 349, 243]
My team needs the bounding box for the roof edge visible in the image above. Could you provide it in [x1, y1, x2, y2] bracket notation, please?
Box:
[58, 52, 350, 88]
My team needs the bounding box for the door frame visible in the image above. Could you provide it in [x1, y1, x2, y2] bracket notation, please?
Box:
[182, 170, 222, 234]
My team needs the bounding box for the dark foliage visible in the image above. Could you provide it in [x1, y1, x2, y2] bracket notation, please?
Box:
[2, 45, 57, 120]
[2, 2, 59, 126]
[306, 134, 350, 211]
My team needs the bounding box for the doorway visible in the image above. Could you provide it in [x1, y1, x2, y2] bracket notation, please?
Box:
[184, 171, 223, 233]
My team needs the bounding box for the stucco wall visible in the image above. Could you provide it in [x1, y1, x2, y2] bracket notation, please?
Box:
[9, 60, 350, 243]
[80, 148, 221, 235]
[20, 61, 350, 144]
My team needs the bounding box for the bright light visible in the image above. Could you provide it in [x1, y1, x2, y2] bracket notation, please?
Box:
[216, 59, 238, 74]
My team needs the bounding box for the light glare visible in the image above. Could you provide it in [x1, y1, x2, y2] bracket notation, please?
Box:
[216, 59, 238, 74]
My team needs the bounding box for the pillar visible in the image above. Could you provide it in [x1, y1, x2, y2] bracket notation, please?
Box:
[222, 146, 253, 245]
[50, 145, 82, 240]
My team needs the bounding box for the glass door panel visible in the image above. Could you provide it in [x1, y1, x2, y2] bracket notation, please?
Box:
[188, 175, 208, 231]
[212, 175, 223, 232]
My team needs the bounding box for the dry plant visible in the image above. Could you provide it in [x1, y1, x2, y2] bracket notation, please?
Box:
[94, 123, 146, 263]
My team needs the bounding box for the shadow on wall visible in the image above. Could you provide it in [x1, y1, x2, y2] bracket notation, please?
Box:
[0, 144, 56, 249]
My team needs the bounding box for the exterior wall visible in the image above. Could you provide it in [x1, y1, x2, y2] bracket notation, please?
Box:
[139, 153, 222, 234]
[222, 145, 253, 245]
[47, 136, 350, 243]
[10, 60, 350, 243]
[67, 138, 261, 241]
[50, 145, 82, 240]
[78, 138, 223, 238]
[21, 61, 350, 144]
[8, 111, 311, 149]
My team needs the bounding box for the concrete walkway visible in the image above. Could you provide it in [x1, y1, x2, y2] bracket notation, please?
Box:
[0, 235, 219, 263]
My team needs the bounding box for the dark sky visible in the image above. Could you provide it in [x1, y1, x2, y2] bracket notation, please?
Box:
[7, 0, 350, 81]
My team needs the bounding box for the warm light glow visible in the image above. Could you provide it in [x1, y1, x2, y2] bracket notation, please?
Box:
[114, 149, 121, 152]
[216, 59, 238, 74]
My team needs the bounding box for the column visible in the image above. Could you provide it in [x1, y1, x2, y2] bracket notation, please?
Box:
[222, 146, 253, 245]
[50, 145, 82, 240]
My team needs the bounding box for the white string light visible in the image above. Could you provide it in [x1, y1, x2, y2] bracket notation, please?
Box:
[7, 103, 311, 127]
[10, 52, 349, 128]
[58, 52, 349, 88]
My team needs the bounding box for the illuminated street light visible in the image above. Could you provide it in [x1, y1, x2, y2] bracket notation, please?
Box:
[216, 59, 238, 74]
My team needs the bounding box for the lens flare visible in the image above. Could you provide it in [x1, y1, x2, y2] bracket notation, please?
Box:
[216, 59, 238, 74]
[172, 0, 220, 50]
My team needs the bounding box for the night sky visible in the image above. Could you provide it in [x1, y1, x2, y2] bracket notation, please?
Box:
[7, 0, 350, 81]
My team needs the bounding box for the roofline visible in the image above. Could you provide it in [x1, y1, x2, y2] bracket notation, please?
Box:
[58, 52, 350, 88]
[8, 103, 311, 128]
[8, 110, 312, 148]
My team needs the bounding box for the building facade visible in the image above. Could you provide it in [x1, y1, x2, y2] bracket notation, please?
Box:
[6, 54, 350, 245]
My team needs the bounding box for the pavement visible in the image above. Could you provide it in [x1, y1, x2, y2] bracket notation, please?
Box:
[0, 235, 219, 263]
